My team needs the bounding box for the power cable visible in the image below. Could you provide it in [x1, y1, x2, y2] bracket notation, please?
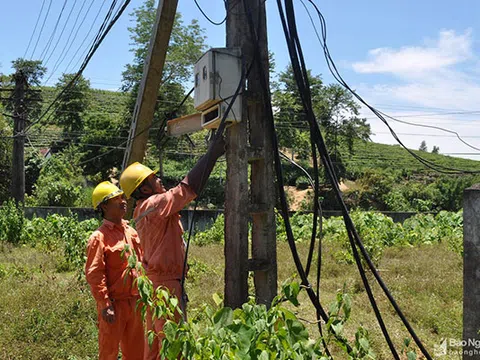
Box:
[23, 0, 47, 58]
[39, 0, 69, 62]
[43, 0, 79, 68]
[67, 0, 118, 73]
[24, 0, 131, 134]
[193, 0, 227, 25]
[45, 0, 97, 84]
[303, 0, 479, 175]
[30, 0, 53, 59]
[279, 0, 400, 356]
[288, 0, 434, 357]
[243, 1, 336, 356]
[297, 0, 480, 157]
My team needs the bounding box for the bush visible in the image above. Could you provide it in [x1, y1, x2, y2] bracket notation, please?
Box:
[136, 279, 374, 359]
[0, 199, 24, 244]
[193, 215, 224, 246]
[31, 147, 84, 207]
[295, 176, 310, 190]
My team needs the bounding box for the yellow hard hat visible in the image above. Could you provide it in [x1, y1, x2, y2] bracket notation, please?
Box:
[120, 162, 156, 199]
[92, 181, 124, 210]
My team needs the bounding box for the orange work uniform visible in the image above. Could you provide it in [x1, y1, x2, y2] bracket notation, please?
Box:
[133, 182, 196, 360]
[85, 219, 145, 360]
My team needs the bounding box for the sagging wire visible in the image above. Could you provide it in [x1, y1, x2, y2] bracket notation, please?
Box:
[279, 0, 401, 357]
[278, 150, 322, 281]
[280, 0, 433, 358]
[193, 0, 227, 25]
[243, 0, 339, 357]
[303, 0, 480, 175]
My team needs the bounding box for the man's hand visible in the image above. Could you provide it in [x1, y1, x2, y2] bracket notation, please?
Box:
[101, 305, 116, 323]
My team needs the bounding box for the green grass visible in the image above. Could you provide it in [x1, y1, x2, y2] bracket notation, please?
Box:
[0, 239, 462, 359]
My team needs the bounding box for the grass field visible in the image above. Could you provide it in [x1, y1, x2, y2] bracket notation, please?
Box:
[0, 240, 462, 359]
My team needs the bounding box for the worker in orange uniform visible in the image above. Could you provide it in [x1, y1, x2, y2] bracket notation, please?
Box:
[119, 138, 225, 360]
[85, 181, 145, 360]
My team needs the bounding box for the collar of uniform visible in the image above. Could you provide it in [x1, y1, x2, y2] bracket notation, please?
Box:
[102, 218, 128, 230]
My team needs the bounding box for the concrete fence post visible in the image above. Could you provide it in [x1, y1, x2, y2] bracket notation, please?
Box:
[463, 184, 480, 359]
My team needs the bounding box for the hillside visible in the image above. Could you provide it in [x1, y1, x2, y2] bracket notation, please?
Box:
[11, 86, 480, 212]
[343, 140, 480, 175]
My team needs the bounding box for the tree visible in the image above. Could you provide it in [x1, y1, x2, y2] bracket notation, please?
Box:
[419, 140, 427, 152]
[54, 73, 91, 135]
[31, 146, 83, 207]
[272, 64, 323, 158]
[316, 84, 371, 155]
[272, 65, 371, 178]
[122, 1, 206, 92]
[78, 112, 126, 179]
[121, 0, 206, 168]
[432, 145, 439, 154]
[0, 58, 46, 122]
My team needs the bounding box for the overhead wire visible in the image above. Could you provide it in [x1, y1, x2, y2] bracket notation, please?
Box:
[45, 0, 97, 84]
[303, 0, 479, 175]
[30, 0, 53, 59]
[42, 0, 80, 68]
[23, 0, 47, 58]
[291, 0, 435, 357]
[193, 0, 227, 25]
[297, 0, 480, 157]
[67, 0, 119, 73]
[39, 0, 69, 62]
[24, 0, 132, 135]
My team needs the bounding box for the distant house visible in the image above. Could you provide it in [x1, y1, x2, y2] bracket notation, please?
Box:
[39, 148, 52, 159]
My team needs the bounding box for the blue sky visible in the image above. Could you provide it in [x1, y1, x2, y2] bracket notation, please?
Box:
[2, 0, 480, 158]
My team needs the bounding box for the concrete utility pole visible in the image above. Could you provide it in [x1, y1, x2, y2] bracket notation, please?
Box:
[463, 184, 480, 360]
[11, 71, 27, 204]
[122, 0, 178, 170]
[225, 0, 277, 308]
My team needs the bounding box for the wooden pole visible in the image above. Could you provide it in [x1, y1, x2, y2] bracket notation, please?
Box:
[224, 0, 277, 308]
[463, 184, 480, 359]
[122, 0, 178, 170]
[247, 0, 277, 306]
[11, 71, 27, 204]
[224, 0, 250, 309]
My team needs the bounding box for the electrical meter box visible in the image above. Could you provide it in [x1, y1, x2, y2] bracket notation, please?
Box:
[194, 48, 242, 118]
[201, 100, 242, 129]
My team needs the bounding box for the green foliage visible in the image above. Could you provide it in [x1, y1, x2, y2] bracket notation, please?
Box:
[135, 275, 379, 359]
[1, 58, 46, 121]
[325, 286, 375, 359]
[24, 148, 43, 195]
[273, 210, 463, 265]
[193, 214, 224, 246]
[32, 147, 84, 207]
[20, 213, 99, 271]
[0, 199, 24, 244]
[0, 113, 12, 202]
[0, 201, 99, 270]
[147, 281, 317, 358]
[276, 211, 318, 243]
[54, 74, 91, 134]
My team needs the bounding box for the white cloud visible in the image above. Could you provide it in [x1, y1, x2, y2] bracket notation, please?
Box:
[352, 29, 473, 76]
[350, 29, 480, 160]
